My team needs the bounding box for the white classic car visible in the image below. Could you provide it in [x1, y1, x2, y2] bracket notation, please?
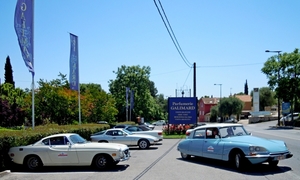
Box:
[8, 133, 130, 171]
[90, 128, 160, 149]
[123, 125, 163, 141]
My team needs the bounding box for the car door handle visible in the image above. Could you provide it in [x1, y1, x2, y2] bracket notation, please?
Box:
[113, 137, 116, 139]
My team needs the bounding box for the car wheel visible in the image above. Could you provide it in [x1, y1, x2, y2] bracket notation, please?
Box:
[180, 152, 191, 159]
[93, 154, 111, 170]
[232, 151, 246, 171]
[269, 160, 279, 167]
[24, 155, 42, 171]
[138, 139, 150, 149]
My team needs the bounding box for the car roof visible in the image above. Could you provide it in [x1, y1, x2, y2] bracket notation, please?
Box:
[192, 123, 243, 130]
[43, 133, 78, 139]
[108, 128, 125, 130]
[114, 124, 131, 128]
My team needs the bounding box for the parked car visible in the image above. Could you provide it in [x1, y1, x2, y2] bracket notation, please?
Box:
[280, 112, 299, 125]
[97, 121, 108, 124]
[113, 124, 132, 128]
[8, 133, 130, 171]
[185, 123, 206, 135]
[152, 120, 166, 126]
[124, 125, 163, 141]
[140, 122, 155, 130]
[177, 123, 293, 171]
[224, 118, 238, 123]
[90, 128, 160, 149]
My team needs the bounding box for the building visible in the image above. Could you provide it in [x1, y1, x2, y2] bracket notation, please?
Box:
[234, 94, 252, 119]
[198, 97, 220, 122]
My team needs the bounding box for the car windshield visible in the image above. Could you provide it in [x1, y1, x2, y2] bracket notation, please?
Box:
[93, 130, 106, 136]
[69, 134, 87, 144]
[122, 129, 133, 135]
[219, 126, 249, 138]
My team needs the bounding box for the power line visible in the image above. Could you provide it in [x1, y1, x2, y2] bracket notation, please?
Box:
[153, 0, 192, 67]
[182, 67, 192, 88]
[196, 62, 263, 68]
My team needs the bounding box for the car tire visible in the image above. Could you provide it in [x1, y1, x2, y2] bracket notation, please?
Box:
[93, 154, 112, 170]
[138, 139, 150, 149]
[269, 160, 279, 167]
[232, 151, 246, 171]
[24, 155, 42, 171]
[181, 152, 191, 159]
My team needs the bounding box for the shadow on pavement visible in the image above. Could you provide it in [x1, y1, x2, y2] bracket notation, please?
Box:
[9, 163, 130, 173]
[177, 156, 292, 176]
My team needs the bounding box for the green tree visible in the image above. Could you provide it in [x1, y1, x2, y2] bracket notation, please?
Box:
[0, 83, 25, 127]
[154, 94, 168, 120]
[210, 105, 219, 122]
[4, 56, 15, 88]
[219, 97, 244, 118]
[262, 48, 300, 113]
[149, 81, 158, 98]
[80, 83, 118, 124]
[244, 80, 248, 95]
[108, 65, 159, 122]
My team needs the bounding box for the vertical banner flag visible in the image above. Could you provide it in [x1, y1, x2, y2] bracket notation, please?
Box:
[14, 0, 34, 75]
[130, 90, 134, 110]
[69, 33, 79, 91]
[126, 87, 130, 108]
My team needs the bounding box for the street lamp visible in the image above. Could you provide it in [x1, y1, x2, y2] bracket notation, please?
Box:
[214, 83, 222, 122]
[214, 83, 222, 99]
[265, 50, 282, 126]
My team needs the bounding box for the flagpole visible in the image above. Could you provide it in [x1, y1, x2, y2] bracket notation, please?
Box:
[32, 0, 35, 129]
[32, 75, 34, 129]
[78, 38, 81, 125]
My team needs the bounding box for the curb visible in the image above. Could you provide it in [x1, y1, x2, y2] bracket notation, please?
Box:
[269, 126, 300, 130]
[0, 170, 10, 178]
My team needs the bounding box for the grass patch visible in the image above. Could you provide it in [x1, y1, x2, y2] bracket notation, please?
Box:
[163, 134, 186, 139]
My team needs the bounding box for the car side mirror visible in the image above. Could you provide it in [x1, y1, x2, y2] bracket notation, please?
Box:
[248, 132, 252, 135]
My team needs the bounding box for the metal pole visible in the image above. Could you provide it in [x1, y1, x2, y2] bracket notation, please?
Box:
[214, 83, 222, 122]
[265, 50, 282, 126]
[277, 52, 280, 126]
[193, 62, 196, 97]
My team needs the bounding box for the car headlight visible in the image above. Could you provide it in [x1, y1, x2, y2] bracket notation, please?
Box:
[249, 146, 268, 155]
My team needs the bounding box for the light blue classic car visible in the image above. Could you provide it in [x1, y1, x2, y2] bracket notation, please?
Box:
[177, 123, 293, 170]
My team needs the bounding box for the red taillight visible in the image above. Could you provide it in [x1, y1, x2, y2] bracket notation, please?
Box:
[158, 132, 162, 135]
[10, 153, 14, 157]
[186, 132, 190, 136]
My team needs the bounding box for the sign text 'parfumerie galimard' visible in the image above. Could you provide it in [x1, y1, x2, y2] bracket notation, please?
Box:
[168, 97, 197, 124]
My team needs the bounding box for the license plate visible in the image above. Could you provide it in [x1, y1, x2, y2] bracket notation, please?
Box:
[275, 155, 285, 160]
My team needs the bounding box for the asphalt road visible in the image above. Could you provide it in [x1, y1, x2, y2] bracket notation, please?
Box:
[1, 121, 299, 180]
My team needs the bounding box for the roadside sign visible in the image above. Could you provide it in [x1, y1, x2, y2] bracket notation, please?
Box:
[168, 97, 197, 124]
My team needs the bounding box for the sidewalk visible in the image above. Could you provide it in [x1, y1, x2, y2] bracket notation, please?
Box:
[237, 119, 249, 125]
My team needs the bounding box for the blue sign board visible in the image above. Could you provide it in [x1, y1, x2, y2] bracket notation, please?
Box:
[168, 97, 198, 124]
[282, 102, 291, 115]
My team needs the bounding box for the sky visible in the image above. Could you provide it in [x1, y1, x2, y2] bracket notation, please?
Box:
[1, 0, 300, 99]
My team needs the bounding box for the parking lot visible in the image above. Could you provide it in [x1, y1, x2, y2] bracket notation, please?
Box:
[1, 137, 299, 180]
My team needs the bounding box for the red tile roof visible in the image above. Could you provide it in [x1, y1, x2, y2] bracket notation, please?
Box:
[235, 95, 252, 102]
[201, 98, 220, 104]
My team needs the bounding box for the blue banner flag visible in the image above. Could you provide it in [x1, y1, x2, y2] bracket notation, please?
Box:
[69, 33, 79, 91]
[130, 90, 134, 109]
[14, 0, 34, 75]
